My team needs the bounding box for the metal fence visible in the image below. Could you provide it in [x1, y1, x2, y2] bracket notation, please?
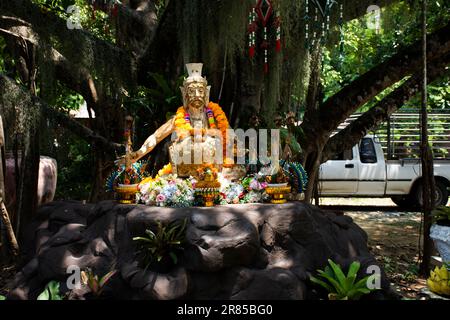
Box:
[336, 110, 450, 160]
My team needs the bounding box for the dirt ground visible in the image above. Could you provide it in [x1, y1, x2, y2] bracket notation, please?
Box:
[320, 197, 435, 300]
[0, 198, 444, 299]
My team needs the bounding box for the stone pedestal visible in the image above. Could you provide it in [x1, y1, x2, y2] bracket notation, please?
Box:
[7, 201, 393, 300]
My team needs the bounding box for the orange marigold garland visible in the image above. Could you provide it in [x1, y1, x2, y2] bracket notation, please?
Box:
[174, 102, 234, 166]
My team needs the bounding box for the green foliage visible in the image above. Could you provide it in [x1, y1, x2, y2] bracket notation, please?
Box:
[31, 0, 116, 42]
[54, 132, 93, 200]
[125, 74, 183, 117]
[127, 74, 184, 149]
[37, 281, 63, 300]
[133, 219, 187, 270]
[381, 256, 395, 274]
[81, 268, 116, 297]
[431, 206, 450, 224]
[322, 0, 450, 109]
[310, 259, 379, 300]
[0, 295, 5, 300]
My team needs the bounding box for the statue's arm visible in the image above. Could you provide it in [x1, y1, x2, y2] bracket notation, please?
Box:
[131, 117, 175, 162]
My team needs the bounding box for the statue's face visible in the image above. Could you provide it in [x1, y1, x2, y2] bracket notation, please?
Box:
[186, 82, 206, 111]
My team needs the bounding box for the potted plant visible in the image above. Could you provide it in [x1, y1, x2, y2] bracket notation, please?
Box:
[430, 206, 450, 263]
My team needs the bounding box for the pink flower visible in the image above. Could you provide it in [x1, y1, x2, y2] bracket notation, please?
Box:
[250, 180, 260, 190]
[169, 180, 176, 185]
[156, 194, 166, 203]
[261, 182, 268, 189]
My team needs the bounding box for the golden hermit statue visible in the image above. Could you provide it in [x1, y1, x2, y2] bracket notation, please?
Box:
[118, 63, 233, 178]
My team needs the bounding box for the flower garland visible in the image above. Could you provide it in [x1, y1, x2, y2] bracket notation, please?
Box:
[175, 102, 230, 159]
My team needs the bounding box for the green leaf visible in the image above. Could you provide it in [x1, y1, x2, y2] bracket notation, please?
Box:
[37, 281, 62, 300]
[310, 276, 334, 293]
[150, 73, 172, 96]
[133, 237, 153, 242]
[317, 270, 345, 295]
[145, 229, 156, 238]
[99, 270, 117, 289]
[0, 295, 6, 300]
[353, 275, 372, 290]
[328, 259, 347, 289]
[169, 252, 178, 265]
[346, 261, 361, 279]
[37, 288, 50, 301]
[345, 261, 361, 289]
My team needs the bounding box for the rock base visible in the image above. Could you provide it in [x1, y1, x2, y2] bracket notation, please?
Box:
[8, 201, 394, 300]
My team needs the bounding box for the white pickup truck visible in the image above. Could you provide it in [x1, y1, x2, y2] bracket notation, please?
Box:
[319, 135, 450, 207]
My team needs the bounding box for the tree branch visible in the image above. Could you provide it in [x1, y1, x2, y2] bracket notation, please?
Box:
[307, 22, 450, 138]
[0, 0, 136, 91]
[0, 22, 100, 106]
[322, 53, 450, 161]
[0, 75, 123, 153]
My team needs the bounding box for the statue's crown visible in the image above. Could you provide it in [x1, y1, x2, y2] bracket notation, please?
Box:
[183, 63, 207, 87]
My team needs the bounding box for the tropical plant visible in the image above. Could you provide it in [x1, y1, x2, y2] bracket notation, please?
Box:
[80, 268, 116, 297]
[310, 259, 380, 300]
[432, 206, 450, 226]
[37, 280, 63, 300]
[133, 219, 187, 270]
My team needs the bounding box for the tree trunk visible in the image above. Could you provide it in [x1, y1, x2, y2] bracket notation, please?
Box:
[419, 0, 435, 277]
[4, 37, 41, 243]
[234, 56, 264, 128]
[0, 115, 19, 259]
[302, 44, 326, 203]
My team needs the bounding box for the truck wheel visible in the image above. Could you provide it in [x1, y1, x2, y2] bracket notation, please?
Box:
[412, 180, 449, 208]
[390, 196, 412, 208]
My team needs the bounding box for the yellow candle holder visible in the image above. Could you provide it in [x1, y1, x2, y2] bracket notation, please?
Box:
[114, 184, 139, 204]
[195, 188, 220, 207]
[265, 184, 291, 204]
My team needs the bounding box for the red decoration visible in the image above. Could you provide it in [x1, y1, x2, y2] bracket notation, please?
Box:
[276, 39, 281, 52]
[255, 0, 273, 26]
[112, 4, 119, 18]
[246, 0, 281, 74]
[249, 46, 255, 58]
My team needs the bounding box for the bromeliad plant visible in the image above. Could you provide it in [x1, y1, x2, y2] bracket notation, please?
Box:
[81, 268, 116, 297]
[310, 259, 380, 300]
[133, 219, 187, 271]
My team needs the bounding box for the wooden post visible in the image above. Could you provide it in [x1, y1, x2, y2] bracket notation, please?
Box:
[419, 0, 435, 277]
[0, 115, 20, 257]
[386, 117, 391, 159]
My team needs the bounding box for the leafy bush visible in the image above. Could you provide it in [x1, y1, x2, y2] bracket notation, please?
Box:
[310, 259, 379, 300]
[133, 219, 187, 271]
[432, 206, 450, 226]
[37, 281, 63, 300]
[0, 295, 5, 300]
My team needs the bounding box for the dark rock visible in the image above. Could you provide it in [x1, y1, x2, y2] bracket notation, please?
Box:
[7, 201, 392, 300]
